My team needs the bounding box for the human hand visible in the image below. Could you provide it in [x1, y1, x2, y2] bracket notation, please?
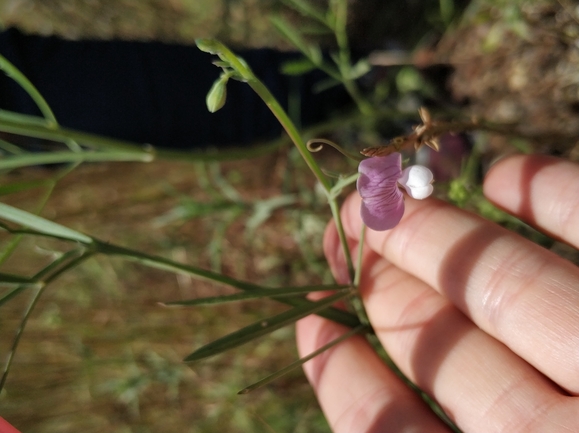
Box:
[296, 154, 579, 433]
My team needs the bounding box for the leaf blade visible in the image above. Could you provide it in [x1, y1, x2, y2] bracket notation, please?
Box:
[98, 241, 360, 328]
[0, 202, 93, 244]
[238, 324, 367, 394]
[183, 290, 352, 362]
[163, 284, 349, 306]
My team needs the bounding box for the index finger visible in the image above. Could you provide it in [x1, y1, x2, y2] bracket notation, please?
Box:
[339, 178, 579, 394]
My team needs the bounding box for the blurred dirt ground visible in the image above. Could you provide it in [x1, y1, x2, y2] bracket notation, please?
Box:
[0, 152, 335, 432]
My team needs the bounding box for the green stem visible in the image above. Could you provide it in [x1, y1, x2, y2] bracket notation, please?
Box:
[198, 40, 363, 285]
[197, 40, 332, 192]
[329, 198, 355, 284]
[329, 0, 374, 116]
[0, 150, 154, 170]
[247, 78, 332, 191]
[350, 224, 371, 328]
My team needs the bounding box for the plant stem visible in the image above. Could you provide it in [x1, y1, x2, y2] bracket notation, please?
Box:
[328, 198, 355, 284]
[332, 0, 374, 116]
[196, 39, 359, 283]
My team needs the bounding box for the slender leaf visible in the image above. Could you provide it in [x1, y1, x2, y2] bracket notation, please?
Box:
[0, 54, 57, 124]
[0, 113, 150, 153]
[208, 162, 243, 202]
[270, 16, 314, 62]
[245, 194, 297, 237]
[0, 110, 287, 161]
[238, 324, 367, 394]
[439, 0, 455, 25]
[183, 290, 352, 362]
[152, 200, 240, 226]
[163, 284, 349, 306]
[96, 240, 360, 328]
[281, 0, 328, 24]
[0, 180, 49, 196]
[346, 59, 372, 80]
[312, 77, 341, 93]
[0, 109, 52, 128]
[0, 137, 24, 154]
[0, 286, 29, 307]
[329, 172, 358, 200]
[207, 207, 244, 272]
[280, 58, 317, 76]
[0, 202, 92, 244]
[0, 150, 154, 170]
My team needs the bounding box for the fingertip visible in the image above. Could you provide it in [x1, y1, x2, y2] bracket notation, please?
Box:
[482, 154, 572, 230]
[483, 154, 559, 204]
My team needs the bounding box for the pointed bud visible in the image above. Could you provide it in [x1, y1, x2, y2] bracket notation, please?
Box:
[206, 74, 229, 113]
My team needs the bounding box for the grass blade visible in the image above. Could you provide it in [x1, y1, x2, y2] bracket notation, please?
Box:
[0, 202, 93, 244]
[162, 284, 349, 306]
[238, 324, 367, 394]
[183, 290, 352, 362]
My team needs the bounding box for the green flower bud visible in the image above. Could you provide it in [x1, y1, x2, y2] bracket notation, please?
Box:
[206, 74, 229, 113]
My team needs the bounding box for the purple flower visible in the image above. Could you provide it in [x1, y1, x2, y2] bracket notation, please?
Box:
[357, 153, 433, 231]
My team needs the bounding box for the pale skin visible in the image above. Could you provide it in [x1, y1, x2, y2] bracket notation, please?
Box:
[296, 154, 579, 433]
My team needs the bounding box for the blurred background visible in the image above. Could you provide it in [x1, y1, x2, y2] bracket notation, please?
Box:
[0, 0, 578, 432]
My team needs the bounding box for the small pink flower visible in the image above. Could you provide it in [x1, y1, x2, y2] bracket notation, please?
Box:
[357, 153, 433, 231]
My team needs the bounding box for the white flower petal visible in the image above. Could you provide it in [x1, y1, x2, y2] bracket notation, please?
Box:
[398, 165, 434, 200]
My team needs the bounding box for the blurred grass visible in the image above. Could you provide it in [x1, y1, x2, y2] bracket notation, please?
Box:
[0, 154, 336, 432]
